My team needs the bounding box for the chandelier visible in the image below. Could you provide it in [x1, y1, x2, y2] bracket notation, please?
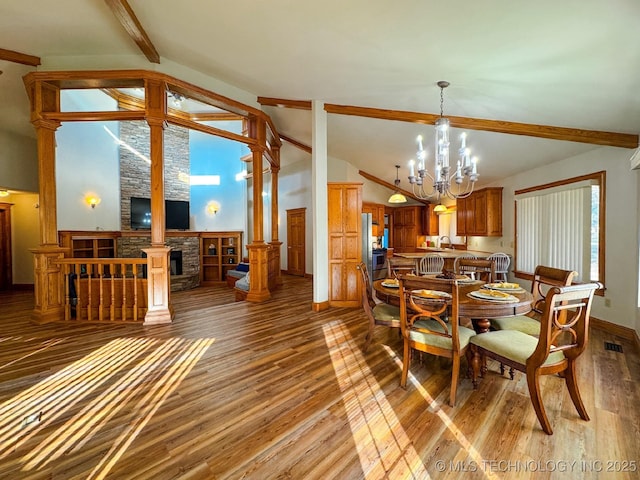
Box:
[408, 81, 479, 199]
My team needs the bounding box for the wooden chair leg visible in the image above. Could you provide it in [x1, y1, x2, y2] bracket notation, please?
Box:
[400, 342, 411, 389]
[470, 345, 482, 389]
[363, 320, 374, 352]
[526, 367, 553, 435]
[449, 355, 460, 407]
[564, 360, 590, 421]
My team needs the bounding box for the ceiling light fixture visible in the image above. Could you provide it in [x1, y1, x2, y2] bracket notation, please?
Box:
[433, 204, 448, 214]
[388, 165, 407, 204]
[408, 81, 479, 199]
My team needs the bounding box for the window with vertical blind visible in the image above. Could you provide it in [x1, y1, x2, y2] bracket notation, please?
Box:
[515, 171, 605, 287]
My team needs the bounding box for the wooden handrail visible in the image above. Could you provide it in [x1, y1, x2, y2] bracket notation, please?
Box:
[56, 258, 149, 323]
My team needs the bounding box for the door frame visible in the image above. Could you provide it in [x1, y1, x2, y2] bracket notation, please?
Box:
[0, 203, 13, 290]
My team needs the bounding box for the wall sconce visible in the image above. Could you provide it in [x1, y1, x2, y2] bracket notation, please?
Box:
[85, 195, 101, 209]
[0, 190, 9, 197]
[206, 200, 220, 216]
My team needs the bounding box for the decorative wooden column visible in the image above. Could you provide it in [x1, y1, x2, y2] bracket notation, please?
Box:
[143, 78, 173, 324]
[246, 116, 271, 302]
[268, 154, 283, 287]
[29, 82, 66, 324]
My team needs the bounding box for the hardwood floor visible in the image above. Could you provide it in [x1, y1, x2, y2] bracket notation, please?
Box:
[0, 275, 638, 479]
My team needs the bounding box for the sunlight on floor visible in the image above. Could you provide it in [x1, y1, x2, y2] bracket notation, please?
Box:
[323, 320, 429, 479]
[0, 336, 214, 480]
[381, 345, 498, 480]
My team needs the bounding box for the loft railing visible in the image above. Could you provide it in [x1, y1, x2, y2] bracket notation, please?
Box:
[56, 258, 148, 323]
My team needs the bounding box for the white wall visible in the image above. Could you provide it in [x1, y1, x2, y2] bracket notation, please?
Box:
[9, 193, 40, 284]
[475, 146, 639, 330]
[0, 131, 37, 192]
[278, 158, 313, 274]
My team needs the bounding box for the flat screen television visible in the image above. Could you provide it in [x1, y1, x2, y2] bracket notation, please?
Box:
[130, 197, 190, 230]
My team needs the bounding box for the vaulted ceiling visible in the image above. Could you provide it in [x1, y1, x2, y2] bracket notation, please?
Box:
[1, 0, 639, 192]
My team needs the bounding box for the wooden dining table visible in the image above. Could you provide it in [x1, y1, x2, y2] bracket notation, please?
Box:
[373, 278, 534, 333]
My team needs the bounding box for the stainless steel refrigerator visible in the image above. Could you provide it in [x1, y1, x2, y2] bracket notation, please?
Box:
[362, 213, 387, 282]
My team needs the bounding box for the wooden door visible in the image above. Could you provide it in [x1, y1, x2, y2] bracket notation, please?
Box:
[286, 208, 306, 276]
[328, 183, 362, 307]
[0, 203, 12, 291]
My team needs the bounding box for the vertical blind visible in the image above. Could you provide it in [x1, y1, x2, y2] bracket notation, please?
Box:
[516, 186, 591, 282]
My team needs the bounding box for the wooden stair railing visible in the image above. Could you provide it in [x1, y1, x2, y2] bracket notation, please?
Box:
[57, 258, 148, 323]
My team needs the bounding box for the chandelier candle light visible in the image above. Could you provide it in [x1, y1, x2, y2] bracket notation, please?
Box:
[408, 81, 479, 199]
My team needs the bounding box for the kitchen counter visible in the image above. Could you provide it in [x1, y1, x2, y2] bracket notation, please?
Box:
[395, 249, 497, 259]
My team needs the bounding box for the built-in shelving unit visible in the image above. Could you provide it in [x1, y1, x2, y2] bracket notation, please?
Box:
[200, 232, 243, 286]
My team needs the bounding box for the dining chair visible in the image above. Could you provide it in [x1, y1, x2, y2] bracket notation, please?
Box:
[418, 253, 444, 275]
[397, 274, 476, 406]
[490, 265, 577, 335]
[387, 257, 417, 278]
[356, 262, 401, 352]
[453, 253, 477, 278]
[486, 253, 510, 281]
[469, 282, 601, 434]
[456, 258, 495, 283]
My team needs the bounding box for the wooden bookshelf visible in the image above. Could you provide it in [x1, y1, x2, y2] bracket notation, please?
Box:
[200, 232, 243, 286]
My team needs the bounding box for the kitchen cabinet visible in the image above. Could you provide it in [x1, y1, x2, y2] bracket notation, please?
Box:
[421, 204, 439, 236]
[456, 187, 502, 236]
[392, 206, 422, 253]
[362, 202, 385, 236]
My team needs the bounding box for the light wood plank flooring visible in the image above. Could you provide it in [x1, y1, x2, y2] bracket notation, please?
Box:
[0, 275, 638, 479]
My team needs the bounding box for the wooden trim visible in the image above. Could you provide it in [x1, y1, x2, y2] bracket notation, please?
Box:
[358, 170, 430, 205]
[312, 300, 330, 312]
[0, 47, 40, 66]
[258, 97, 312, 110]
[514, 171, 605, 196]
[191, 112, 244, 122]
[10, 284, 35, 291]
[104, 0, 160, 64]
[43, 110, 145, 122]
[168, 115, 255, 146]
[23, 70, 264, 119]
[324, 103, 638, 149]
[590, 316, 640, 353]
[280, 134, 312, 154]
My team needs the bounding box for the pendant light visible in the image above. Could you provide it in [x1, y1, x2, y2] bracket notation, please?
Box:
[388, 165, 407, 203]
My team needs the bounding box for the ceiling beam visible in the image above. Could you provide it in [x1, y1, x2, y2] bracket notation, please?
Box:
[257, 97, 312, 110]
[325, 103, 638, 149]
[104, 0, 160, 64]
[358, 170, 430, 205]
[255, 95, 637, 148]
[280, 134, 312, 154]
[0, 47, 40, 66]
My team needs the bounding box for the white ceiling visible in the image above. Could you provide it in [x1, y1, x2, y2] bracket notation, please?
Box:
[1, 0, 639, 191]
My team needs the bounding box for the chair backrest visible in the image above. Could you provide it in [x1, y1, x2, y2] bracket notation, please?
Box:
[487, 252, 510, 273]
[457, 258, 495, 283]
[418, 253, 444, 275]
[397, 274, 462, 353]
[453, 253, 477, 276]
[387, 257, 416, 277]
[356, 262, 376, 314]
[529, 282, 601, 368]
[530, 265, 577, 315]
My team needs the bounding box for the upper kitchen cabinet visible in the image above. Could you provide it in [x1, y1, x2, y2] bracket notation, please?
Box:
[421, 204, 439, 236]
[362, 202, 385, 236]
[456, 187, 503, 236]
[392, 206, 422, 252]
